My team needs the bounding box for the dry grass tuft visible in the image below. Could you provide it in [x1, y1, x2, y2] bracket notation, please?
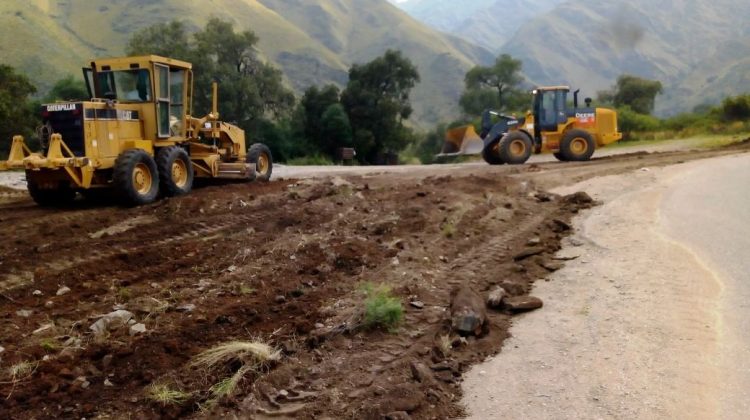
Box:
[190, 341, 281, 370]
[145, 383, 191, 406]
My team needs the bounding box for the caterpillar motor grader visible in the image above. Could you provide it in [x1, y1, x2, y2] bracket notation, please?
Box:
[438, 86, 622, 164]
[0, 55, 273, 206]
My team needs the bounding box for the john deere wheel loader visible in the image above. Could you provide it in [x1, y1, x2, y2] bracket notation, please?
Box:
[0, 55, 273, 206]
[438, 86, 622, 164]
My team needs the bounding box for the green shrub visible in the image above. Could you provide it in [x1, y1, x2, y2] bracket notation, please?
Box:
[361, 283, 403, 331]
[286, 154, 334, 166]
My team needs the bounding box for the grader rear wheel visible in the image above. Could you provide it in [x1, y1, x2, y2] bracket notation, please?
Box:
[27, 181, 76, 207]
[156, 146, 194, 196]
[114, 149, 160, 206]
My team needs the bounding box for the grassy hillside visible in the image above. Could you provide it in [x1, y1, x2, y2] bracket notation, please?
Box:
[499, 0, 750, 115]
[0, 0, 494, 127]
[397, 0, 563, 52]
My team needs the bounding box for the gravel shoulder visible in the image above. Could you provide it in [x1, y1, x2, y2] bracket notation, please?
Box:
[461, 154, 750, 418]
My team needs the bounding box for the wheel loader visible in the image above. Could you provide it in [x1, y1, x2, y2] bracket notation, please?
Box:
[438, 86, 622, 164]
[0, 55, 273, 206]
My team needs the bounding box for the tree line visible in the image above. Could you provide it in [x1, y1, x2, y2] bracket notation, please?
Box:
[1, 18, 420, 164]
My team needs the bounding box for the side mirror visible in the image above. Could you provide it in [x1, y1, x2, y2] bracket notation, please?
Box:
[585, 97, 592, 107]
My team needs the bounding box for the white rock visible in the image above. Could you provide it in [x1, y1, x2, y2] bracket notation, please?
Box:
[16, 309, 33, 318]
[129, 323, 147, 335]
[177, 304, 196, 313]
[104, 379, 114, 387]
[0, 345, 5, 354]
[32, 290, 43, 296]
[89, 310, 134, 336]
[33, 323, 55, 335]
[56, 286, 71, 296]
[44, 301, 54, 308]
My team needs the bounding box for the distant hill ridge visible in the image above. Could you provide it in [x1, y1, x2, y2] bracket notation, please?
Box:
[395, 0, 750, 115]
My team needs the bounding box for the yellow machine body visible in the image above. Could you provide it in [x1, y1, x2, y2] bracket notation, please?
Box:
[439, 86, 623, 164]
[0, 55, 272, 205]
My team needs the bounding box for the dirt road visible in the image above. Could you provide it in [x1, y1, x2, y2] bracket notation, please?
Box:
[0, 142, 747, 419]
[462, 152, 750, 419]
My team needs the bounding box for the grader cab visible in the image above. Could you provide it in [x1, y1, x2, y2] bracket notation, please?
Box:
[0, 55, 273, 206]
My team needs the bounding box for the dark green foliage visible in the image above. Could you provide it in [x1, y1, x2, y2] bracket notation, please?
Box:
[460, 54, 526, 116]
[293, 85, 348, 159]
[617, 106, 662, 134]
[341, 50, 420, 163]
[0, 65, 38, 156]
[126, 19, 295, 157]
[319, 103, 353, 156]
[45, 75, 89, 102]
[612, 75, 663, 115]
[720, 95, 750, 121]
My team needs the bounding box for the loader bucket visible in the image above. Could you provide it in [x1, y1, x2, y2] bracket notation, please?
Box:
[436, 125, 484, 157]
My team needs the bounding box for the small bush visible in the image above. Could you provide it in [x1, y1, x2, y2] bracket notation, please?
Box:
[286, 154, 334, 166]
[361, 283, 403, 331]
[441, 222, 456, 238]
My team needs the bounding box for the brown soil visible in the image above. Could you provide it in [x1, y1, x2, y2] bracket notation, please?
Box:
[0, 143, 747, 419]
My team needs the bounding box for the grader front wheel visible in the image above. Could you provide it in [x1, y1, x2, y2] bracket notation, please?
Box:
[247, 143, 273, 182]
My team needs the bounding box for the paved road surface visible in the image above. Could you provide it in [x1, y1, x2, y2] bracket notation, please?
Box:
[461, 153, 750, 419]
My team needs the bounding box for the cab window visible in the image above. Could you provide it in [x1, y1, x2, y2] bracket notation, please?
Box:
[96, 69, 152, 102]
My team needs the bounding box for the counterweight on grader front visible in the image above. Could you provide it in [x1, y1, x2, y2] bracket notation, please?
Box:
[438, 86, 622, 164]
[0, 55, 273, 206]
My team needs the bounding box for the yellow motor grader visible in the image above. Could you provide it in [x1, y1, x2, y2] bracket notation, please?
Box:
[0, 55, 273, 206]
[439, 86, 622, 164]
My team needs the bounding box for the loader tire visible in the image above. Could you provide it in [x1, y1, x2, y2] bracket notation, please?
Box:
[156, 146, 194, 196]
[553, 152, 567, 162]
[497, 131, 533, 165]
[27, 182, 75, 207]
[114, 149, 160, 206]
[560, 129, 595, 161]
[247, 143, 273, 181]
[481, 137, 504, 165]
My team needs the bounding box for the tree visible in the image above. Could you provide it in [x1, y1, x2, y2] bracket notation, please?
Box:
[294, 84, 341, 157]
[341, 49, 420, 163]
[45, 75, 88, 102]
[319, 103, 352, 157]
[125, 21, 192, 61]
[0, 65, 38, 157]
[612, 75, 663, 115]
[460, 54, 526, 115]
[126, 19, 295, 159]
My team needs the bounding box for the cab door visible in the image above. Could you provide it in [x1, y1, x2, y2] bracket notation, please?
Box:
[154, 64, 187, 139]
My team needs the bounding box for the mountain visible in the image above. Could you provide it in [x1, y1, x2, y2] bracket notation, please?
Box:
[498, 0, 750, 115]
[0, 0, 494, 127]
[395, 0, 563, 52]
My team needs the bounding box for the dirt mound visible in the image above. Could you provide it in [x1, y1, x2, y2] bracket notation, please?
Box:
[0, 172, 595, 419]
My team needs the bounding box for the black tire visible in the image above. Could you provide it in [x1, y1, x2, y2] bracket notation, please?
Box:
[113, 149, 160, 206]
[481, 137, 504, 165]
[156, 146, 194, 196]
[247, 143, 273, 181]
[27, 181, 75, 207]
[497, 131, 533, 165]
[560, 129, 595, 161]
[553, 152, 567, 162]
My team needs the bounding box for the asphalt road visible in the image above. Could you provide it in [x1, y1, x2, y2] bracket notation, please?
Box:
[660, 154, 750, 418]
[462, 153, 750, 419]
